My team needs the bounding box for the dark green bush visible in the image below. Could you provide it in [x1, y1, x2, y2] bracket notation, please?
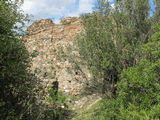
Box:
[118, 59, 160, 108]
[0, 1, 40, 119]
[92, 23, 160, 119]
[92, 59, 160, 120]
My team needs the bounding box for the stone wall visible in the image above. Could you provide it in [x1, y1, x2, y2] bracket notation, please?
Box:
[23, 17, 91, 96]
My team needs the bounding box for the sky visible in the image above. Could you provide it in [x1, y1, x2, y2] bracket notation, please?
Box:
[21, 0, 155, 25]
[22, 0, 96, 24]
[21, 0, 115, 24]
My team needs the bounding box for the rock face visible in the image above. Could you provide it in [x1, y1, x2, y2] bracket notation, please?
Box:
[23, 17, 90, 96]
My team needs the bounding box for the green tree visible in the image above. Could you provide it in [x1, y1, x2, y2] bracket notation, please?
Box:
[78, 11, 121, 98]
[154, 0, 160, 21]
[92, 23, 160, 120]
[77, 0, 152, 98]
[0, 0, 39, 119]
[77, 0, 160, 119]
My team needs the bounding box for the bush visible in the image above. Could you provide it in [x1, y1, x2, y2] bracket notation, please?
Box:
[43, 88, 68, 120]
[0, 1, 40, 119]
[118, 59, 160, 109]
[92, 58, 160, 120]
[91, 23, 160, 119]
[92, 99, 120, 120]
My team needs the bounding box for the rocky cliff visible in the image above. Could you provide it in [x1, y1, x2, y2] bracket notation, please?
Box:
[23, 17, 91, 96]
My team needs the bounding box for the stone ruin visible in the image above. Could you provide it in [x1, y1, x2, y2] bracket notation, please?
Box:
[23, 17, 91, 96]
[26, 19, 55, 34]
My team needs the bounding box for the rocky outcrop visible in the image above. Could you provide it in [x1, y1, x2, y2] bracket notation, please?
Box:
[23, 17, 91, 96]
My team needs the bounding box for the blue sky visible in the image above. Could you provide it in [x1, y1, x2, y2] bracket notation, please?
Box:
[21, 0, 155, 25]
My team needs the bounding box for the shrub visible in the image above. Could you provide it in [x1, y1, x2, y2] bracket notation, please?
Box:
[43, 88, 68, 120]
[89, 22, 160, 120]
[0, 1, 40, 119]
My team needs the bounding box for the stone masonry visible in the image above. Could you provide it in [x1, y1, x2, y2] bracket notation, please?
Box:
[23, 17, 91, 96]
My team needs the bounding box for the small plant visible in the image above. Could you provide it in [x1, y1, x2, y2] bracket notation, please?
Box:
[50, 66, 55, 71]
[71, 96, 80, 102]
[44, 88, 68, 120]
[31, 50, 39, 57]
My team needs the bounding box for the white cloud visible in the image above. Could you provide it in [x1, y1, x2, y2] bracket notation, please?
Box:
[21, 0, 96, 24]
[67, 0, 96, 17]
[78, 0, 95, 13]
[111, 3, 115, 9]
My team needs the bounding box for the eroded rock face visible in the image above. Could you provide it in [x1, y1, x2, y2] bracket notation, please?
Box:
[23, 17, 90, 96]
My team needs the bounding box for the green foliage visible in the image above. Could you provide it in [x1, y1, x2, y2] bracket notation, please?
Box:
[94, 100, 160, 120]
[0, 0, 40, 119]
[90, 23, 160, 119]
[76, 0, 160, 119]
[118, 59, 160, 109]
[142, 23, 160, 62]
[72, 99, 103, 120]
[77, 0, 152, 98]
[92, 99, 120, 120]
[154, 0, 160, 21]
[78, 11, 121, 98]
[92, 59, 160, 119]
[31, 50, 39, 57]
[43, 88, 68, 120]
[46, 88, 67, 107]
